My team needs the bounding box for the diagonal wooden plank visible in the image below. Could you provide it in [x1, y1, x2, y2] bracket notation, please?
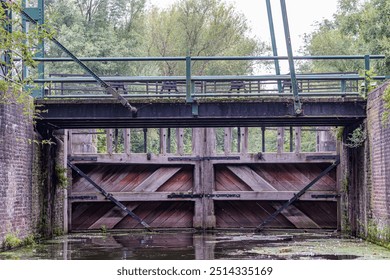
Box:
[227, 165, 276, 191]
[132, 167, 182, 192]
[271, 203, 320, 229]
[89, 203, 140, 230]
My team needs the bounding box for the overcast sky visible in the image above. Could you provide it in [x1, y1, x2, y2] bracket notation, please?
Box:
[148, 0, 339, 55]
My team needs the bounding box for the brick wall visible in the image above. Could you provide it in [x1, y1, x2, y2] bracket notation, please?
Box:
[0, 100, 66, 247]
[366, 82, 390, 236]
[0, 101, 35, 243]
[343, 82, 390, 244]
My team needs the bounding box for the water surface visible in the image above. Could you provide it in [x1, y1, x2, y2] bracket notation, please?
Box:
[1, 231, 390, 260]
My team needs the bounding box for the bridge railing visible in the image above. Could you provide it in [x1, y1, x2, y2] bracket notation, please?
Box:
[34, 55, 386, 99]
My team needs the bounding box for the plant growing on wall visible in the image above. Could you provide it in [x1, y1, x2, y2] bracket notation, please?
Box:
[345, 125, 367, 148]
[0, 0, 53, 113]
[383, 85, 390, 125]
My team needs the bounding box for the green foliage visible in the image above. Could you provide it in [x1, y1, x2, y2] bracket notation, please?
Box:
[302, 0, 390, 75]
[143, 0, 266, 76]
[0, 1, 52, 117]
[55, 165, 68, 189]
[345, 125, 367, 148]
[3, 233, 22, 250]
[382, 85, 390, 125]
[100, 225, 107, 233]
[367, 221, 390, 249]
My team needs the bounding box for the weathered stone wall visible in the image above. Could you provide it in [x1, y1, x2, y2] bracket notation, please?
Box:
[0, 100, 66, 248]
[342, 82, 390, 247]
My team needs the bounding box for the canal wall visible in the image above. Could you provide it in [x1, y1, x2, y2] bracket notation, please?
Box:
[0, 99, 65, 249]
[343, 82, 390, 248]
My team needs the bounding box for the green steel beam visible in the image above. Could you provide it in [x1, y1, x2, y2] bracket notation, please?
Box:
[22, 0, 45, 97]
[1, 1, 12, 77]
[266, 0, 282, 93]
[32, 55, 386, 62]
[280, 0, 301, 115]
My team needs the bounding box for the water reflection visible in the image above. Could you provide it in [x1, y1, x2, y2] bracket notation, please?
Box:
[1, 231, 390, 260]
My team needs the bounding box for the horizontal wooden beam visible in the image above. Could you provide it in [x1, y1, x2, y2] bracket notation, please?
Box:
[69, 190, 338, 203]
[212, 191, 338, 201]
[68, 152, 338, 165]
[69, 192, 197, 203]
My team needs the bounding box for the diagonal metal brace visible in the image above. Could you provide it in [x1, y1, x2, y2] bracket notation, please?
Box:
[255, 158, 340, 232]
[20, 9, 137, 116]
[68, 162, 152, 231]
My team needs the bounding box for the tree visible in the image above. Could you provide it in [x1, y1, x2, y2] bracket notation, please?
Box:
[302, 0, 390, 75]
[143, 0, 268, 76]
[45, 0, 146, 75]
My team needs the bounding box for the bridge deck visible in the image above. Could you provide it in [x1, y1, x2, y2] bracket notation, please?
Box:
[37, 96, 366, 129]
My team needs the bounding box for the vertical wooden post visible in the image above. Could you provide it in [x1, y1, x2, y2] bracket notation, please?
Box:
[124, 128, 131, 155]
[261, 127, 266, 152]
[63, 129, 69, 234]
[295, 127, 302, 153]
[203, 128, 216, 228]
[159, 128, 167, 155]
[237, 127, 241, 153]
[277, 127, 284, 154]
[67, 130, 73, 156]
[176, 128, 184, 155]
[167, 128, 171, 154]
[241, 127, 249, 154]
[336, 134, 343, 231]
[224, 127, 232, 155]
[143, 128, 148, 153]
[106, 129, 113, 154]
[192, 128, 204, 228]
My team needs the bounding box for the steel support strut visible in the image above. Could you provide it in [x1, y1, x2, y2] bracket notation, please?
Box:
[255, 158, 340, 232]
[20, 8, 137, 115]
[280, 0, 302, 115]
[68, 162, 152, 231]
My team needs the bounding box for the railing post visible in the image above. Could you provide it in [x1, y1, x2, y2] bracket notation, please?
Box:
[186, 55, 193, 103]
[364, 54, 371, 97]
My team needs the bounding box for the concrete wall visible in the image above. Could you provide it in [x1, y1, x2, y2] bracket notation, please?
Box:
[0, 100, 66, 248]
[342, 82, 390, 247]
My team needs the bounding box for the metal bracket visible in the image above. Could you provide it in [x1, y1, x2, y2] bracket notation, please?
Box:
[168, 193, 241, 199]
[67, 162, 153, 231]
[68, 195, 98, 200]
[68, 156, 98, 162]
[311, 194, 340, 199]
[255, 158, 340, 232]
[168, 156, 240, 162]
[306, 155, 339, 161]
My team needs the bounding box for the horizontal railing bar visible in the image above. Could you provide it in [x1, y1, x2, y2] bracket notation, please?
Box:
[43, 92, 359, 99]
[32, 55, 386, 62]
[35, 74, 367, 83]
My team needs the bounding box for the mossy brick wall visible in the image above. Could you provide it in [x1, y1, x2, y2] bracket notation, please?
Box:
[0, 102, 35, 243]
[0, 100, 66, 247]
[343, 82, 390, 245]
[366, 82, 390, 240]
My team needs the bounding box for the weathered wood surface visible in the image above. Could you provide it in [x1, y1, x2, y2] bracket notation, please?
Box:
[226, 165, 276, 191]
[215, 201, 337, 229]
[72, 201, 194, 230]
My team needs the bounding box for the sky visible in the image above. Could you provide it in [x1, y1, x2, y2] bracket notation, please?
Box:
[147, 0, 340, 55]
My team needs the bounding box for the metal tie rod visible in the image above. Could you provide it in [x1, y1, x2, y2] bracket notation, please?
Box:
[68, 162, 152, 231]
[19, 8, 137, 115]
[255, 158, 340, 232]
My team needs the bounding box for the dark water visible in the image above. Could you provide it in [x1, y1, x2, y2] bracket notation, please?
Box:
[1, 231, 390, 260]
